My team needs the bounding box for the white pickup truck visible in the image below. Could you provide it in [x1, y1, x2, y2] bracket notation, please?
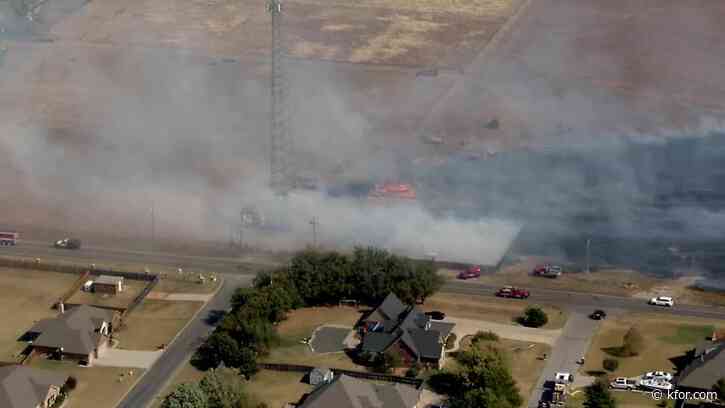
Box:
[610, 377, 638, 390]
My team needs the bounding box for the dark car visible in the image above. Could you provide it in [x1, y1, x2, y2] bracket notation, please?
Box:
[54, 238, 81, 250]
[589, 309, 607, 320]
[425, 311, 446, 320]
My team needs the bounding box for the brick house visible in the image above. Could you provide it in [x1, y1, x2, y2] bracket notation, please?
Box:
[360, 293, 455, 368]
[26, 304, 116, 366]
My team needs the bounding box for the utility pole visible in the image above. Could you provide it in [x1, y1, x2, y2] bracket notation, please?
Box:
[268, 0, 293, 194]
[309, 216, 319, 247]
[150, 202, 155, 252]
[239, 210, 245, 250]
[585, 238, 591, 273]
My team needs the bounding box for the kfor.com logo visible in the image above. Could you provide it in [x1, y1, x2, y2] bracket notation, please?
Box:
[651, 389, 717, 401]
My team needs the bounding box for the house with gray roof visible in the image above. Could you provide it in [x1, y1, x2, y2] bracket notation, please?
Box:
[360, 293, 455, 368]
[26, 304, 116, 365]
[0, 365, 69, 408]
[676, 340, 725, 394]
[297, 374, 421, 408]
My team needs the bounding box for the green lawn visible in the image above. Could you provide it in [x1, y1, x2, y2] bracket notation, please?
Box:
[658, 324, 715, 345]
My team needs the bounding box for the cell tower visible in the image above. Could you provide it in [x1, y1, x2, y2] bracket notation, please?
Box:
[267, 0, 292, 194]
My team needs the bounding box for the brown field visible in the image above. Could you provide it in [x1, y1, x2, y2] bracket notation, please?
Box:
[245, 370, 312, 408]
[31, 360, 145, 408]
[66, 278, 148, 309]
[152, 275, 220, 294]
[581, 313, 724, 378]
[423, 292, 567, 329]
[0, 268, 78, 362]
[115, 299, 204, 350]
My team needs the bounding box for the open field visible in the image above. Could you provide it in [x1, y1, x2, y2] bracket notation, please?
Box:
[452, 336, 550, 407]
[566, 391, 663, 408]
[423, 292, 567, 329]
[115, 299, 204, 350]
[0, 267, 77, 362]
[67, 278, 148, 309]
[30, 359, 145, 408]
[581, 313, 724, 378]
[246, 369, 313, 408]
[152, 275, 220, 294]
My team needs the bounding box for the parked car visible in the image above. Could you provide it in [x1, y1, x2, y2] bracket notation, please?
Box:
[425, 311, 446, 320]
[458, 265, 481, 280]
[589, 310, 607, 320]
[555, 372, 574, 383]
[640, 378, 673, 391]
[54, 238, 81, 250]
[496, 286, 530, 299]
[533, 264, 563, 278]
[648, 296, 674, 307]
[610, 377, 638, 390]
[643, 371, 673, 381]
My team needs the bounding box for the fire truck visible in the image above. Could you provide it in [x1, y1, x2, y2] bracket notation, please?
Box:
[0, 232, 19, 246]
[368, 183, 417, 200]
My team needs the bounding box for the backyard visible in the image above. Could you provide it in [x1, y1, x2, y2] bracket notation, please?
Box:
[0, 267, 77, 362]
[66, 278, 148, 309]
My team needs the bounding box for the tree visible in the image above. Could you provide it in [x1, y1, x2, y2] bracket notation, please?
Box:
[193, 331, 241, 370]
[161, 383, 209, 408]
[602, 358, 619, 372]
[372, 350, 402, 373]
[584, 379, 617, 408]
[622, 327, 644, 356]
[520, 307, 548, 328]
[200, 369, 259, 408]
[713, 377, 725, 404]
[452, 345, 522, 408]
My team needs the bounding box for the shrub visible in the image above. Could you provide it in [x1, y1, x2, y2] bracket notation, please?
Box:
[622, 327, 644, 356]
[445, 333, 458, 350]
[472, 331, 499, 343]
[520, 307, 548, 328]
[603, 358, 619, 372]
[406, 364, 420, 378]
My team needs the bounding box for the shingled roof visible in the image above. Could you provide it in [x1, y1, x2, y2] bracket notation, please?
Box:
[361, 293, 455, 361]
[0, 366, 68, 408]
[29, 305, 114, 355]
[676, 341, 725, 390]
[298, 374, 420, 408]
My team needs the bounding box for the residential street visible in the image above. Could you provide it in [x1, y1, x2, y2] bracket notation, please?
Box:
[115, 274, 252, 408]
[526, 311, 600, 407]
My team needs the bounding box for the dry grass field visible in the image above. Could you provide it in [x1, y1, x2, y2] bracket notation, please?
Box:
[581, 313, 723, 378]
[422, 292, 567, 329]
[0, 268, 78, 362]
[31, 360, 145, 408]
[115, 299, 204, 350]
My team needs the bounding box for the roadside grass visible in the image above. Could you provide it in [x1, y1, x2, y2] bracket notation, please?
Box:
[448, 336, 550, 407]
[581, 313, 723, 379]
[423, 293, 567, 329]
[658, 324, 714, 345]
[115, 300, 204, 350]
[0, 268, 78, 361]
[30, 359, 145, 408]
[152, 276, 220, 294]
[66, 279, 148, 309]
[245, 370, 312, 408]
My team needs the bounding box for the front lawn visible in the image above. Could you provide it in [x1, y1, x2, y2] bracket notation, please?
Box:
[115, 299, 203, 350]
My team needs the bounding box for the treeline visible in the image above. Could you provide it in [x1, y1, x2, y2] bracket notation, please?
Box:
[191, 247, 444, 374]
[162, 369, 265, 408]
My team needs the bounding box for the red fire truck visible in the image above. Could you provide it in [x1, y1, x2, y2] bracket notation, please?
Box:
[0, 232, 18, 246]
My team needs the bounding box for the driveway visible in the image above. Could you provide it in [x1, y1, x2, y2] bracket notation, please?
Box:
[446, 317, 562, 350]
[527, 311, 600, 407]
[94, 349, 163, 369]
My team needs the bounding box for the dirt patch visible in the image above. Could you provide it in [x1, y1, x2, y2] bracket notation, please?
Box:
[0, 268, 78, 361]
[115, 299, 203, 350]
[30, 359, 145, 408]
[423, 292, 567, 329]
[581, 313, 724, 378]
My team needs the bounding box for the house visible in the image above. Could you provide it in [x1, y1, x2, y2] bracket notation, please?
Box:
[297, 374, 421, 408]
[309, 367, 334, 386]
[674, 339, 725, 407]
[26, 304, 116, 365]
[0, 365, 69, 408]
[93, 275, 124, 294]
[360, 293, 455, 368]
